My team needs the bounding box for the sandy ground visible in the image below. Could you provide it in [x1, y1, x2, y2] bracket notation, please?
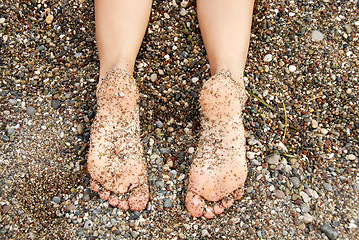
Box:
[0, 0, 358, 239]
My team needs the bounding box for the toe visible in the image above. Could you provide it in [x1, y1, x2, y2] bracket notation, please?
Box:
[222, 197, 234, 209]
[118, 200, 129, 211]
[99, 190, 110, 200]
[109, 195, 120, 207]
[128, 184, 149, 211]
[233, 186, 244, 200]
[203, 207, 215, 219]
[90, 179, 100, 192]
[185, 191, 205, 218]
[213, 203, 225, 215]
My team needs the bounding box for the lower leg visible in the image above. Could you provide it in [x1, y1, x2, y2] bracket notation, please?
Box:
[197, 0, 254, 82]
[95, 0, 152, 79]
[185, 0, 254, 218]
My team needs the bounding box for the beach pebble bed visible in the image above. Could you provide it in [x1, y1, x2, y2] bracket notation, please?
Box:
[0, 0, 358, 239]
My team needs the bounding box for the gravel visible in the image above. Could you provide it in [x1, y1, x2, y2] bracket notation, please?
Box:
[0, 0, 358, 239]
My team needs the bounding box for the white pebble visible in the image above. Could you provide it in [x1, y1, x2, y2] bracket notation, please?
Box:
[321, 128, 328, 135]
[288, 65, 297, 72]
[263, 54, 273, 62]
[180, 8, 187, 16]
[188, 147, 195, 154]
[346, 154, 356, 161]
[346, 88, 352, 94]
[311, 30, 324, 41]
[0, 18, 5, 24]
[150, 73, 157, 82]
[311, 119, 318, 128]
[303, 213, 314, 223]
[164, 13, 170, 19]
[246, 151, 255, 160]
[300, 191, 310, 203]
[191, 77, 199, 83]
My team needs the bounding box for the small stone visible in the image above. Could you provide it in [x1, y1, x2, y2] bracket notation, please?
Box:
[311, 30, 324, 41]
[298, 223, 306, 231]
[8, 99, 17, 105]
[263, 54, 273, 62]
[274, 190, 285, 199]
[323, 182, 333, 192]
[164, 12, 170, 19]
[248, 228, 255, 234]
[0, 18, 5, 24]
[46, 14, 54, 24]
[163, 198, 173, 208]
[150, 73, 157, 82]
[26, 106, 36, 116]
[53, 196, 61, 204]
[51, 100, 61, 110]
[188, 147, 195, 154]
[2, 205, 11, 214]
[201, 229, 209, 237]
[290, 177, 300, 188]
[246, 151, 255, 160]
[344, 24, 352, 34]
[303, 213, 314, 223]
[311, 119, 318, 128]
[156, 120, 163, 128]
[289, 65, 297, 72]
[346, 154, 356, 161]
[246, 186, 254, 194]
[7, 127, 15, 136]
[180, 8, 187, 16]
[84, 220, 94, 229]
[77, 124, 84, 135]
[321, 128, 329, 135]
[3, 135, 10, 142]
[320, 224, 339, 240]
[301, 203, 310, 213]
[300, 191, 310, 203]
[265, 154, 280, 165]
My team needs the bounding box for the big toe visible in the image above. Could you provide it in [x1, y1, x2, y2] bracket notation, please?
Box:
[185, 191, 205, 218]
[128, 183, 149, 211]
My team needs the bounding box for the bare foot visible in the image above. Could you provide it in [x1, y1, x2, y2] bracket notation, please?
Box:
[87, 67, 149, 211]
[186, 70, 248, 218]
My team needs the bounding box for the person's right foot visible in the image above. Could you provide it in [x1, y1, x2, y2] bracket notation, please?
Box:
[87, 67, 149, 211]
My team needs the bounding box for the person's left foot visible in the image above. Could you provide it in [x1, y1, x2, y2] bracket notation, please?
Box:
[186, 71, 248, 219]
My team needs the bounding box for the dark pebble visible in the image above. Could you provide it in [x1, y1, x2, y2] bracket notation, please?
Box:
[3, 135, 10, 142]
[53, 196, 61, 204]
[26, 106, 36, 116]
[51, 100, 61, 110]
[320, 224, 338, 240]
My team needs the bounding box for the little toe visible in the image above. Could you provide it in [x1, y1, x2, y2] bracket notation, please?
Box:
[185, 191, 205, 218]
[118, 200, 129, 211]
[203, 207, 215, 219]
[109, 195, 120, 207]
[213, 203, 225, 215]
[233, 186, 245, 200]
[222, 197, 234, 209]
[128, 183, 149, 211]
[99, 190, 110, 201]
[90, 179, 100, 192]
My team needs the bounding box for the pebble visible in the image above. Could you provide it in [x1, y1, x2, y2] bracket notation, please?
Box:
[26, 106, 36, 116]
[2, 205, 11, 214]
[246, 186, 254, 194]
[53, 196, 61, 204]
[45, 14, 54, 24]
[344, 24, 352, 34]
[179, 8, 187, 16]
[201, 229, 209, 237]
[311, 30, 324, 41]
[150, 73, 157, 82]
[84, 220, 94, 229]
[265, 154, 280, 165]
[323, 182, 333, 191]
[290, 177, 300, 188]
[300, 191, 310, 203]
[248, 228, 255, 234]
[77, 124, 84, 135]
[51, 100, 61, 110]
[263, 54, 273, 62]
[163, 198, 172, 208]
[303, 213, 314, 223]
[298, 223, 306, 231]
[0, 17, 5, 24]
[156, 120, 163, 128]
[320, 224, 339, 240]
[246, 151, 255, 160]
[8, 99, 17, 105]
[3, 135, 10, 142]
[288, 65, 297, 72]
[301, 204, 310, 213]
[188, 147, 195, 154]
[311, 119, 318, 128]
[346, 154, 356, 161]
[274, 190, 285, 199]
